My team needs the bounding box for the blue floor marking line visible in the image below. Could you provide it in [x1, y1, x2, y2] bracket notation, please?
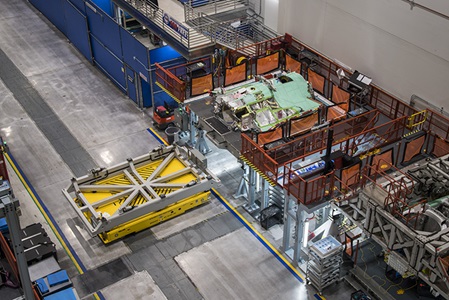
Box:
[97, 291, 106, 300]
[147, 128, 168, 145]
[210, 188, 304, 283]
[7, 151, 87, 273]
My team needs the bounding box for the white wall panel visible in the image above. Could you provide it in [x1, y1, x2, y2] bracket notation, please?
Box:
[279, 0, 449, 111]
[263, 0, 279, 31]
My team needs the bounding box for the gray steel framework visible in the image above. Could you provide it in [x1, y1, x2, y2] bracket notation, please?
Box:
[0, 182, 34, 300]
[335, 155, 449, 299]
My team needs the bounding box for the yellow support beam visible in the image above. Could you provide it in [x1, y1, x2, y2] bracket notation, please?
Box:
[99, 192, 210, 243]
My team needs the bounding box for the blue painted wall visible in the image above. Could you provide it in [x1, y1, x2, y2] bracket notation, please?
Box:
[28, 0, 195, 108]
[91, 0, 113, 16]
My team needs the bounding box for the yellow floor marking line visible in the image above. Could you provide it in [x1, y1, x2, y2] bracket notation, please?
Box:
[147, 127, 169, 145]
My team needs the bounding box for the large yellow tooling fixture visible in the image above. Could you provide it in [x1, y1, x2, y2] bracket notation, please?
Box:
[62, 145, 218, 243]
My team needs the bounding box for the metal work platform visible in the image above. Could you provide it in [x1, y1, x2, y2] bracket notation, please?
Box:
[63, 145, 218, 243]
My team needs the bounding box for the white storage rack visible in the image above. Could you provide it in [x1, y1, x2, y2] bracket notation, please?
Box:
[307, 236, 343, 294]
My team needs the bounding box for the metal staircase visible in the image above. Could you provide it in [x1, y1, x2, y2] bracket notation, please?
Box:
[267, 184, 285, 211]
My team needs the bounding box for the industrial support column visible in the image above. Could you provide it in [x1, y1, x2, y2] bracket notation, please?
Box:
[260, 179, 270, 210]
[293, 208, 307, 264]
[243, 167, 258, 212]
[234, 163, 249, 199]
[282, 195, 295, 260]
[0, 183, 34, 300]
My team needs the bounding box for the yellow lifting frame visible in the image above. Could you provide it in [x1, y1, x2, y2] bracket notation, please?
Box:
[64, 145, 218, 244]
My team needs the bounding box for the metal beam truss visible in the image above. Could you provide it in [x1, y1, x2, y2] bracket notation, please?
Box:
[0, 182, 34, 300]
[334, 154, 449, 299]
[63, 145, 218, 243]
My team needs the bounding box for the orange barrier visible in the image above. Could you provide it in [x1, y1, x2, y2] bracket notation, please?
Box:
[256, 52, 280, 75]
[265, 110, 379, 163]
[327, 105, 347, 122]
[363, 159, 425, 228]
[241, 133, 279, 181]
[224, 63, 247, 86]
[289, 113, 318, 137]
[191, 74, 213, 97]
[308, 69, 325, 95]
[433, 136, 449, 157]
[342, 164, 360, 188]
[285, 54, 302, 73]
[331, 85, 350, 111]
[403, 135, 425, 163]
[371, 149, 393, 173]
[257, 127, 283, 146]
[284, 165, 334, 205]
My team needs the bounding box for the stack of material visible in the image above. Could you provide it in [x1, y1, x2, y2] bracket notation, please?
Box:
[307, 235, 343, 294]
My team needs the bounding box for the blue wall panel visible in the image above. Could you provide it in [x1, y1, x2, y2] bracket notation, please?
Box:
[120, 28, 153, 107]
[63, 1, 91, 61]
[91, 0, 113, 16]
[120, 28, 149, 76]
[68, 0, 86, 14]
[141, 78, 152, 107]
[29, 0, 67, 35]
[149, 46, 183, 65]
[125, 65, 137, 103]
[90, 36, 126, 92]
[86, 1, 122, 58]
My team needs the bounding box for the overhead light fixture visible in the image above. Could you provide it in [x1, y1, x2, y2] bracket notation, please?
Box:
[336, 68, 345, 80]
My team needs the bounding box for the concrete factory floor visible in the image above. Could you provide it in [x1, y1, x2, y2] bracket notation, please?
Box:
[0, 1, 356, 299]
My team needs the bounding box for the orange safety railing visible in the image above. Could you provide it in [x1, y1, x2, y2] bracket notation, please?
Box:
[368, 86, 416, 120]
[283, 163, 334, 205]
[240, 134, 279, 181]
[264, 110, 379, 163]
[155, 63, 186, 102]
[285, 35, 449, 158]
[227, 36, 285, 63]
[362, 159, 426, 228]
[347, 116, 407, 156]
[0, 140, 9, 181]
[0, 232, 40, 299]
[0, 231, 19, 282]
[241, 112, 407, 204]
[333, 171, 360, 204]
